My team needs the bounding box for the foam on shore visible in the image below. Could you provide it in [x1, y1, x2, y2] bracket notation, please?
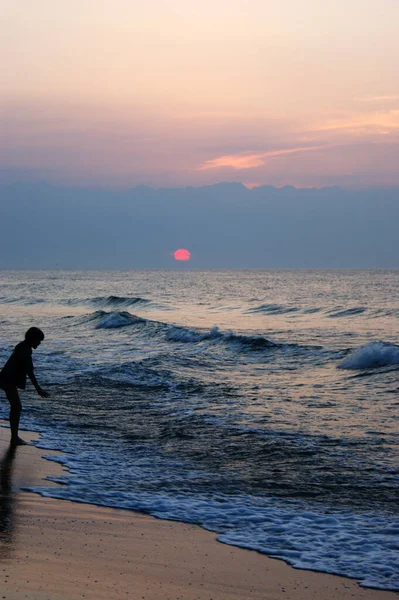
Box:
[1, 424, 398, 600]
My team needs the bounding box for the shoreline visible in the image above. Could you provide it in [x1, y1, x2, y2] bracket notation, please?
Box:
[1, 424, 398, 599]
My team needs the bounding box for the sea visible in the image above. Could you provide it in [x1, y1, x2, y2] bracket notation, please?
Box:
[0, 269, 398, 590]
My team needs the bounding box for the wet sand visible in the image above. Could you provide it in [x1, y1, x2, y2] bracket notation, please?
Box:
[0, 425, 397, 600]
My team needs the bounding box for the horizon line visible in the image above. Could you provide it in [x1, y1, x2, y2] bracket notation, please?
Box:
[1, 179, 399, 193]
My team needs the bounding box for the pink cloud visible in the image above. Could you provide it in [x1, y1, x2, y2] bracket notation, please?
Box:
[197, 145, 325, 171]
[2, 98, 399, 189]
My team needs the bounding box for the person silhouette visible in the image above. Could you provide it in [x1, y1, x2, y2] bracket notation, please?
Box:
[0, 327, 50, 446]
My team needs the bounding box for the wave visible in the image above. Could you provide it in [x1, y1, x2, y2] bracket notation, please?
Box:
[75, 361, 180, 390]
[247, 303, 370, 318]
[166, 325, 222, 343]
[327, 307, 367, 318]
[0, 294, 150, 309]
[66, 295, 150, 309]
[372, 308, 399, 318]
[338, 341, 399, 370]
[167, 324, 277, 349]
[247, 304, 398, 319]
[74, 310, 146, 329]
[72, 310, 279, 352]
[224, 332, 277, 349]
[247, 304, 301, 315]
[0, 296, 47, 305]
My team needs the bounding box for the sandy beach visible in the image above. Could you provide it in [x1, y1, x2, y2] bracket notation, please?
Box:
[0, 424, 397, 600]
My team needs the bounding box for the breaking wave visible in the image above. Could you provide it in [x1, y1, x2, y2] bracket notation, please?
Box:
[70, 310, 278, 351]
[338, 341, 399, 370]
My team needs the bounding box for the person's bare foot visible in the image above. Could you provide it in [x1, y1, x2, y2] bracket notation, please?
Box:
[10, 437, 27, 446]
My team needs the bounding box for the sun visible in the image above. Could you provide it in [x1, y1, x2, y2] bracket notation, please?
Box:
[174, 248, 191, 261]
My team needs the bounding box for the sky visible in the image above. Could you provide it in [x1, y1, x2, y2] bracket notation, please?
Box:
[1, 0, 399, 189]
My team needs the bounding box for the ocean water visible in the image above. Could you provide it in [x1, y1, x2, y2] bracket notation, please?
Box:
[0, 269, 398, 590]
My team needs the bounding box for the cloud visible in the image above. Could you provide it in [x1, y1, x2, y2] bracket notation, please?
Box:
[197, 153, 265, 170]
[313, 110, 399, 137]
[197, 145, 325, 171]
[2, 97, 399, 188]
[355, 95, 399, 103]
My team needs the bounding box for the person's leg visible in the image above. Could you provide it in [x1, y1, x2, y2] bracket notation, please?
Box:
[5, 387, 25, 445]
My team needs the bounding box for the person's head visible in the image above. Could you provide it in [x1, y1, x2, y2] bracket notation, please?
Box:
[25, 327, 45, 349]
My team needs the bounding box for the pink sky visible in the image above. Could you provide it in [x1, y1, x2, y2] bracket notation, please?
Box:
[1, 0, 398, 188]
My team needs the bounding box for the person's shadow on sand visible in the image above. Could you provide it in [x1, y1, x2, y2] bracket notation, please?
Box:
[0, 444, 17, 554]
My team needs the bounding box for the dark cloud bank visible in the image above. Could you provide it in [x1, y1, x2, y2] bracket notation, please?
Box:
[0, 182, 398, 268]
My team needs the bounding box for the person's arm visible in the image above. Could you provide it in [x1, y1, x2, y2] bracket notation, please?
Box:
[24, 350, 50, 398]
[29, 370, 50, 398]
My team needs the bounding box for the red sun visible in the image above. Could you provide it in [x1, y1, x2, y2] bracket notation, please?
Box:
[174, 248, 191, 261]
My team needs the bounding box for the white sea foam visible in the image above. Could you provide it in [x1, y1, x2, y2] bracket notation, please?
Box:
[339, 341, 399, 369]
[32, 466, 399, 591]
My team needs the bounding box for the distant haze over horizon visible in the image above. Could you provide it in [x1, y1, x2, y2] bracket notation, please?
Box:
[3, 175, 399, 193]
[1, 181, 397, 269]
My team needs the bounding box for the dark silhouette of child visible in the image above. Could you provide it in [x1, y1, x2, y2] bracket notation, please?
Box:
[0, 327, 50, 446]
